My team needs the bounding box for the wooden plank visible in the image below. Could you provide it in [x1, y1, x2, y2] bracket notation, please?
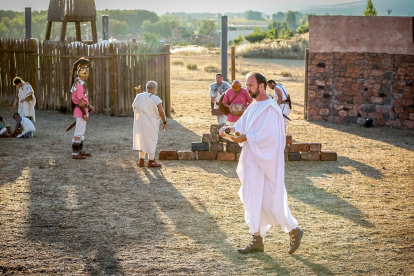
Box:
[45, 21, 52, 40]
[75, 21, 81, 41]
[119, 44, 124, 114]
[304, 48, 309, 120]
[109, 43, 115, 114]
[165, 45, 171, 117]
[105, 44, 110, 115]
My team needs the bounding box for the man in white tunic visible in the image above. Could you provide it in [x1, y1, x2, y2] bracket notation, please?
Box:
[12, 113, 36, 138]
[220, 72, 303, 254]
[210, 73, 231, 124]
[13, 77, 36, 122]
[267, 79, 291, 129]
[132, 81, 167, 168]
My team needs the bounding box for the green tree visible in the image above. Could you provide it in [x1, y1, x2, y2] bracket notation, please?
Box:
[197, 20, 216, 35]
[284, 11, 297, 29]
[268, 28, 278, 39]
[109, 19, 129, 35]
[267, 21, 289, 33]
[363, 0, 378, 16]
[243, 10, 264, 21]
[272, 12, 285, 22]
[296, 21, 309, 34]
[244, 27, 267, 43]
[232, 33, 244, 45]
[141, 32, 159, 44]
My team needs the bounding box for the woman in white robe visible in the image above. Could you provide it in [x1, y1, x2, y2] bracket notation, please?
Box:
[13, 77, 36, 122]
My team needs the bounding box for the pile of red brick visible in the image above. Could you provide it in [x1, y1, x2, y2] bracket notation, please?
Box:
[159, 124, 337, 161]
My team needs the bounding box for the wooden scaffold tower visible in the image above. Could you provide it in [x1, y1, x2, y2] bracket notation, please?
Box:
[45, 0, 98, 43]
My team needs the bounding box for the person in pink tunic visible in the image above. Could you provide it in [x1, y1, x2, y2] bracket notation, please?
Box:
[222, 80, 252, 126]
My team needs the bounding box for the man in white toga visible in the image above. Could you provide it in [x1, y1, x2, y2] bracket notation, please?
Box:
[219, 72, 303, 254]
[132, 81, 167, 168]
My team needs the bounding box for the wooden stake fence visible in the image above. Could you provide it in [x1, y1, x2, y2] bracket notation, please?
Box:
[0, 38, 171, 116]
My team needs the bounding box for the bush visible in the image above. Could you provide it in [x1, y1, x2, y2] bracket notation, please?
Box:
[187, 63, 198, 70]
[245, 27, 268, 44]
[172, 60, 184, 66]
[232, 34, 244, 45]
[280, 70, 293, 77]
[204, 65, 220, 73]
[296, 21, 309, 35]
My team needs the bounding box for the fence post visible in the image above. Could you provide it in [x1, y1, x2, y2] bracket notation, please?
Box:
[30, 38, 36, 94]
[75, 22, 81, 41]
[304, 48, 309, 120]
[166, 44, 171, 117]
[102, 15, 109, 41]
[221, 15, 228, 81]
[231, 46, 235, 82]
[109, 43, 115, 113]
[25, 7, 31, 39]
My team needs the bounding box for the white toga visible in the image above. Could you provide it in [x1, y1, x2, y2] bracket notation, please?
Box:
[17, 83, 36, 122]
[234, 99, 298, 236]
[132, 92, 162, 154]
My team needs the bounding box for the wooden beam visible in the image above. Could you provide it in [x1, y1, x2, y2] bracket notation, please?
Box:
[165, 44, 171, 117]
[60, 19, 67, 43]
[45, 21, 52, 40]
[90, 20, 98, 43]
[75, 22, 81, 41]
[231, 46, 235, 82]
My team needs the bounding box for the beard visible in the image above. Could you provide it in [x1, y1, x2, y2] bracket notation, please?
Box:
[248, 87, 260, 99]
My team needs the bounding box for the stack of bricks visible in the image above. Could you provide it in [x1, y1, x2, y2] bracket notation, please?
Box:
[285, 134, 337, 161]
[159, 124, 337, 162]
[307, 52, 414, 129]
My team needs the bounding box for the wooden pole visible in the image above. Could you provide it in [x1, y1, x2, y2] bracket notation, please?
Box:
[45, 22, 52, 40]
[109, 43, 115, 114]
[25, 7, 31, 39]
[102, 15, 109, 41]
[221, 15, 228, 82]
[60, 19, 67, 43]
[91, 20, 98, 43]
[105, 45, 110, 115]
[304, 48, 309, 120]
[75, 22, 81, 41]
[165, 44, 171, 117]
[30, 38, 36, 93]
[231, 46, 235, 82]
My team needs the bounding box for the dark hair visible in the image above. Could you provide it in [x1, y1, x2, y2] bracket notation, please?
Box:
[13, 113, 20, 119]
[267, 79, 276, 85]
[247, 72, 267, 89]
[0, 116, 3, 122]
[216, 73, 223, 77]
[13, 77, 23, 85]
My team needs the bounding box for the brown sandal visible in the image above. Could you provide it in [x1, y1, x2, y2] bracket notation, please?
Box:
[148, 160, 162, 167]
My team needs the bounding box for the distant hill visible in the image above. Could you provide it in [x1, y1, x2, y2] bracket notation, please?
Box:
[265, 0, 414, 16]
[302, 0, 413, 16]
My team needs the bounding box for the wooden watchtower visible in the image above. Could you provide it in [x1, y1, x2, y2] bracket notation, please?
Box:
[45, 0, 98, 43]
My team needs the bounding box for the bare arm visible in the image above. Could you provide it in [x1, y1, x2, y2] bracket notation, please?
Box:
[275, 88, 283, 106]
[158, 103, 167, 131]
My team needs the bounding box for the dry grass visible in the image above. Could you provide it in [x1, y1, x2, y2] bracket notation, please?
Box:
[204, 65, 220, 73]
[171, 60, 184, 66]
[236, 34, 309, 60]
[0, 54, 413, 275]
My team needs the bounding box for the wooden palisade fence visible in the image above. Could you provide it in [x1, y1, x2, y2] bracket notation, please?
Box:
[0, 38, 171, 116]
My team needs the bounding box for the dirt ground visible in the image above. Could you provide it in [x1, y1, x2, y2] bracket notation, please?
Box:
[0, 54, 413, 275]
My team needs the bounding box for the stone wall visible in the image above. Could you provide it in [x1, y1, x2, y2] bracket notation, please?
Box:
[307, 52, 414, 129]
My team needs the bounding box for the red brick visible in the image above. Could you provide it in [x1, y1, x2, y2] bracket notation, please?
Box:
[198, 151, 216, 160]
[202, 133, 220, 143]
[210, 143, 224, 152]
[286, 134, 293, 144]
[210, 124, 225, 134]
[290, 143, 310, 152]
[320, 151, 337, 161]
[319, 108, 330, 116]
[301, 151, 320, 161]
[177, 151, 196, 160]
[288, 152, 301, 161]
[338, 110, 348, 117]
[159, 150, 178, 160]
[217, 152, 235, 161]
[309, 143, 321, 152]
[410, 113, 414, 120]
[284, 144, 290, 153]
[226, 143, 242, 153]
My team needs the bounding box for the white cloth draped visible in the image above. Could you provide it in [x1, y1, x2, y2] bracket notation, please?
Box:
[234, 99, 298, 236]
[18, 83, 36, 122]
[132, 92, 161, 154]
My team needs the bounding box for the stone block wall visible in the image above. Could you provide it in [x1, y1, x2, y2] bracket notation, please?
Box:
[307, 52, 414, 129]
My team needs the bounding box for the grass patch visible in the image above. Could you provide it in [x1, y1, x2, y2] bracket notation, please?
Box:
[204, 65, 220, 73]
[280, 70, 293, 77]
[172, 60, 185, 66]
[187, 63, 198, 70]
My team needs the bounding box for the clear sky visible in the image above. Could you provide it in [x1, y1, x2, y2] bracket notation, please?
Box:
[2, 0, 358, 14]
